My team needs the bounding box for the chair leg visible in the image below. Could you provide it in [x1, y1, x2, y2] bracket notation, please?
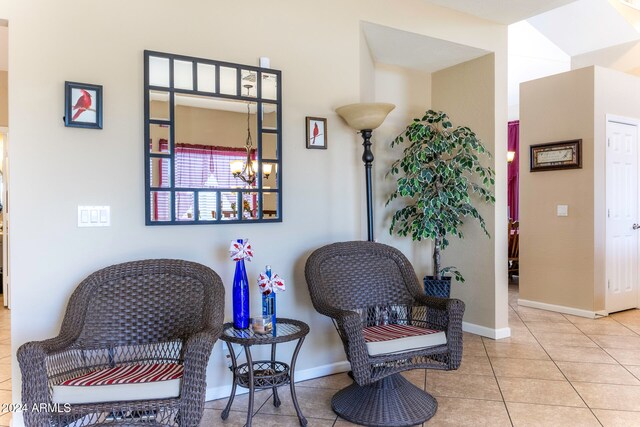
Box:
[331, 373, 437, 427]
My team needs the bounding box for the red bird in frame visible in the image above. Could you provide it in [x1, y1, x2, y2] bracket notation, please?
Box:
[72, 89, 92, 121]
[64, 81, 103, 129]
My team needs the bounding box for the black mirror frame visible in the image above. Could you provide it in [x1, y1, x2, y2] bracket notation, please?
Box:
[143, 50, 282, 225]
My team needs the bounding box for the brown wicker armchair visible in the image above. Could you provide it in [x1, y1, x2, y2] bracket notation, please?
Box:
[305, 241, 465, 426]
[17, 259, 225, 427]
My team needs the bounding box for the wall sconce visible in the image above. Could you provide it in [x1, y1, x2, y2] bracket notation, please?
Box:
[507, 151, 516, 163]
[336, 102, 395, 241]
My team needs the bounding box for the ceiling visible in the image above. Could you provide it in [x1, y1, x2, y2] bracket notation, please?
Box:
[528, 0, 640, 56]
[422, 0, 579, 24]
[361, 22, 490, 73]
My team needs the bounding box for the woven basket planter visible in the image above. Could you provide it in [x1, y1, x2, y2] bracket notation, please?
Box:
[423, 276, 452, 298]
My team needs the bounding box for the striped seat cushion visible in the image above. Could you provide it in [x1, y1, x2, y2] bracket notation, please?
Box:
[52, 363, 183, 404]
[363, 324, 447, 356]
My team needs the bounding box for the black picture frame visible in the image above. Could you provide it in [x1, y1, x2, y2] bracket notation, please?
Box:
[64, 81, 103, 129]
[306, 117, 327, 149]
[530, 139, 582, 172]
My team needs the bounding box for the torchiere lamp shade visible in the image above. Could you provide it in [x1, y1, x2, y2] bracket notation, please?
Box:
[335, 103, 396, 130]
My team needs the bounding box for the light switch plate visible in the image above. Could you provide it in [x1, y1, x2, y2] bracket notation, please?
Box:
[78, 206, 110, 227]
[557, 204, 569, 217]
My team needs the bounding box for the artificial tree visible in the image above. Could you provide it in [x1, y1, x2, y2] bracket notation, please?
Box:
[387, 110, 495, 286]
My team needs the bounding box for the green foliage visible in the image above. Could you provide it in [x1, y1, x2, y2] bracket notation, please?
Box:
[386, 110, 495, 282]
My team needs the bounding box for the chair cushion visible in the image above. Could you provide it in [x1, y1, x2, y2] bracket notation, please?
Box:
[51, 363, 183, 404]
[363, 324, 447, 356]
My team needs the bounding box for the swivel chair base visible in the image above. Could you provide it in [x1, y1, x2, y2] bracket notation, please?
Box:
[332, 373, 437, 426]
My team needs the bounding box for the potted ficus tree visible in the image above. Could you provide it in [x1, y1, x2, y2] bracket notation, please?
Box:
[386, 110, 495, 297]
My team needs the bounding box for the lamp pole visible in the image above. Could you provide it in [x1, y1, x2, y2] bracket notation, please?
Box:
[360, 129, 374, 242]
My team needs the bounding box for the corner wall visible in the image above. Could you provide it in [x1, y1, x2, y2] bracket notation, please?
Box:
[6, 0, 508, 415]
[519, 67, 596, 311]
[430, 54, 509, 333]
[593, 66, 640, 310]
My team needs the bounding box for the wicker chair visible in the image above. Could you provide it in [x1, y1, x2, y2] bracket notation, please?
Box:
[17, 259, 225, 427]
[305, 241, 465, 426]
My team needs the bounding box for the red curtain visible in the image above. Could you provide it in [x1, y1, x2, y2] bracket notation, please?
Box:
[508, 121, 519, 221]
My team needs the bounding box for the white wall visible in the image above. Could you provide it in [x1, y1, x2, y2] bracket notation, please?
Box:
[508, 21, 570, 120]
[6, 0, 508, 417]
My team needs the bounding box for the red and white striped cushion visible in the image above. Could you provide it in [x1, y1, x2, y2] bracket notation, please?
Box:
[52, 363, 184, 405]
[363, 324, 447, 356]
[61, 363, 184, 386]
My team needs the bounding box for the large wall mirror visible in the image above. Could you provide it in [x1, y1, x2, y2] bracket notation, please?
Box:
[144, 50, 282, 225]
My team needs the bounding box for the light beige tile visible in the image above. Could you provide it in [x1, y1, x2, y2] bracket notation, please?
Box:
[199, 408, 334, 427]
[498, 377, 585, 407]
[252, 413, 334, 427]
[0, 380, 11, 391]
[484, 342, 550, 361]
[593, 409, 640, 427]
[438, 355, 493, 377]
[563, 314, 617, 324]
[507, 402, 600, 427]
[199, 408, 246, 427]
[590, 334, 640, 349]
[487, 328, 538, 345]
[427, 397, 511, 426]
[625, 364, 640, 379]
[576, 322, 637, 336]
[205, 389, 271, 413]
[0, 413, 11, 427]
[401, 368, 425, 388]
[605, 348, 640, 365]
[544, 345, 617, 364]
[573, 382, 640, 411]
[491, 357, 564, 381]
[557, 361, 640, 385]
[298, 372, 352, 390]
[524, 321, 582, 335]
[257, 386, 336, 420]
[610, 309, 640, 325]
[463, 332, 483, 343]
[515, 306, 572, 323]
[532, 331, 597, 348]
[464, 340, 487, 357]
[426, 372, 502, 401]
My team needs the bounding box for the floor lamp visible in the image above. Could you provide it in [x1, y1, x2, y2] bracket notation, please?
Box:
[336, 102, 395, 242]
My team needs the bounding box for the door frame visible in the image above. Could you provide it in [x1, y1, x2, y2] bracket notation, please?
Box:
[605, 114, 640, 313]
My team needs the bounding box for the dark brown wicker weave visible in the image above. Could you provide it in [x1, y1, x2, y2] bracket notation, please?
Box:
[305, 241, 465, 426]
[17, 259, 225, 427]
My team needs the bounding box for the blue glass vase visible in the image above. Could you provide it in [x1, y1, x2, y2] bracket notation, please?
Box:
[262, 265, 277, 328]
[232, 241, 250, 329]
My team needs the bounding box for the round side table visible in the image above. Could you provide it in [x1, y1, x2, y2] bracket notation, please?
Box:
[219, 318, 310, 427]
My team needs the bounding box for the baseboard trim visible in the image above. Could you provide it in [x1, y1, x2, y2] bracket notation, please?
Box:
[205, 360, 351, 401]
[518, 298, 601, 319]
[462, 321, 511, 340]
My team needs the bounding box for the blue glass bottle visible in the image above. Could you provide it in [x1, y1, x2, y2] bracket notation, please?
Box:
[262, 265, 277, 329]
[232, 239, 250, 329]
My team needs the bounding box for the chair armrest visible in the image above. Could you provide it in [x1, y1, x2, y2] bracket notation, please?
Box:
[18, 335, 78, 426]
[179, 326, 222, 425]
[412, 297, 465, 369]
[314, 304, 372, 386]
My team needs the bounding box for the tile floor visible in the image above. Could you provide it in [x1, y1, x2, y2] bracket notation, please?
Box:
[0, 305, 10, 427]
[3, 287, 640, 426]
[205, 285, 640, 426]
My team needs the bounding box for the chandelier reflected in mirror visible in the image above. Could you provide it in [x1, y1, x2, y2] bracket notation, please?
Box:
[230, 84, 273, 185]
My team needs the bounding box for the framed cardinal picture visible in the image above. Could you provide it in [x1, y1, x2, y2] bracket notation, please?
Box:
[64, 81, 103, 129]
[306, 117, 327, 149]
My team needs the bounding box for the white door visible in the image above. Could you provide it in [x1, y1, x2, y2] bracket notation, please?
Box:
[606, 120, 639, 313]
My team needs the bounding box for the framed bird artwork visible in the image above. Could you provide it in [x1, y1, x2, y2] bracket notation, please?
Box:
[64, 81, 103, 129]
[306, 117, 327, 149]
